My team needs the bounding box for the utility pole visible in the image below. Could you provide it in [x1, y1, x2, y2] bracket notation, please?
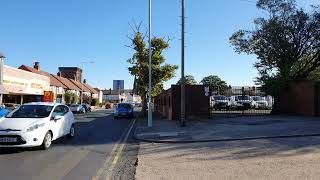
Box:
[0, 53, 5, 105]
[148, 0, 153, 127]
[181, 0, 186, 126]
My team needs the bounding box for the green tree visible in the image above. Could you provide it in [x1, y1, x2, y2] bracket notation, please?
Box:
[127, 31, 178, 114]
[64, 92, 73, 104]
[230, 0, 320, 98]
[64, 91, 79, 104]
[177, 75, 197, 85]
[200, 75, 228, 95]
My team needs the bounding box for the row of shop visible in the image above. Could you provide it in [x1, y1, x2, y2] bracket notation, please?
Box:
[1, 63, 101, 105]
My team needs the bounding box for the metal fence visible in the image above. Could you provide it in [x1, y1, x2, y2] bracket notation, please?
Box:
[209, 86, 274, 117]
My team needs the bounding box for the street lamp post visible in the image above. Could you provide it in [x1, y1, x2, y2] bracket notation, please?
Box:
[80, 61, 95, 104]
[181, 0, 186, 126]
[0, 53, 5, 105]
[148, 0, 153, 127]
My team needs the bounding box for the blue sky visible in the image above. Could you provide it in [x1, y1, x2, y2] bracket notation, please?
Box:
[0, 0, 318, 89]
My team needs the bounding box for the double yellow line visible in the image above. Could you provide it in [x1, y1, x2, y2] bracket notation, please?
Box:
[92, 118, 137, 180]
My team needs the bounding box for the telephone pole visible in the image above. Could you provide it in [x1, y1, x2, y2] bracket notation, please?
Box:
[181, 0, 186, 126]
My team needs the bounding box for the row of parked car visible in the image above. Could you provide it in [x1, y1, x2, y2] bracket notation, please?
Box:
[68, 103, 92, 114]
[211, 95, 274, 110]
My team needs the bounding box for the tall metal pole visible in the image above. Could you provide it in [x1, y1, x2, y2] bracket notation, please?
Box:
[181, 0, 186, 126]
[148, 0, 153, 127]
[0, 53, 5, 105]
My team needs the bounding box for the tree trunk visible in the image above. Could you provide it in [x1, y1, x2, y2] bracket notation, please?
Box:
[141, 92, 148, 117]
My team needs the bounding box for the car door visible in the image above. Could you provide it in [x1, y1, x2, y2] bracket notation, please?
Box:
[62, 105, 73, 135]
[51, 105, 66, 139]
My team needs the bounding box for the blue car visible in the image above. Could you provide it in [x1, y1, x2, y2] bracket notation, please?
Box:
[114, 103, 134, 118]
[0, 107, 11, 118]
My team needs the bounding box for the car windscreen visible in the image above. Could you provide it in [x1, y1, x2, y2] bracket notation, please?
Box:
[214, 96, 227, 100]
[7, 105, 53, 118]
[237, 96, 250, 101]
[117, 104, 132, 109]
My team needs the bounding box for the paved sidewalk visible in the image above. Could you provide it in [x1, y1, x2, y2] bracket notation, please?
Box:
[135, 116, 320, 180]
[135, 116, 320, 142]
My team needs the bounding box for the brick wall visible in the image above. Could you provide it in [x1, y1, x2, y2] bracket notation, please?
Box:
[154, 85, 210, 120]
[278, 81, 320, 116]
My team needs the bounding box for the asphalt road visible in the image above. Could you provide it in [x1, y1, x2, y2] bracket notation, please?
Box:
[0, 109, 138, 180]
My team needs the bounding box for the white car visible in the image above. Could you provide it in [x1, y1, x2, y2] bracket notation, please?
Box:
[230, 95, 256, 110]
[211, 96, 231, 110]
[0, 102, 75, 150]
[252, 96, 269, 109]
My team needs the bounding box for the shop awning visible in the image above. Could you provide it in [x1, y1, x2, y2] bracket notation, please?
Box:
[0, 85, 8, 94]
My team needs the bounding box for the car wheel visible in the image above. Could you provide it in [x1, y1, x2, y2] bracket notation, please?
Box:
[67, 124, 75, 138]
[41, 131, 52, 150]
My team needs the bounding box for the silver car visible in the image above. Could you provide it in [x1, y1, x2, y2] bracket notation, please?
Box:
[69, 104, 86, 114]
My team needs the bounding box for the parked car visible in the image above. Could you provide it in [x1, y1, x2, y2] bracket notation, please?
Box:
[212, 96, 231, 110]
[265, 96, 274, 109]
[251, 96, 269, 109]
[114, 103, 134, 118]
[231, 95, 256, 110]
[0, 102, 75, 149]
[82, 104, 92, 112]
[135, 103, 142, 107]
[69, 104, 86, 114]
[0, 107, 11, 120]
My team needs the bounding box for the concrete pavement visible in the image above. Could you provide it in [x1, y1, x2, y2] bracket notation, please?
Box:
[135, 116, 320, 142]
[135, 115, 320, 180]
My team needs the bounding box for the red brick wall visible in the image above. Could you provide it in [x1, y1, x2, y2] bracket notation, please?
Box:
[278, 81, 319, 116]
[154, 85, 210, 120]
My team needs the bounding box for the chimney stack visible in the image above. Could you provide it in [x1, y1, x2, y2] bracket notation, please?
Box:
[34, 62, 40, 71]
[83, 79, 87, 84]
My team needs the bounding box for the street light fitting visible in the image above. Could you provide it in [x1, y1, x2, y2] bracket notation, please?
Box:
[0, 52, 5, 59]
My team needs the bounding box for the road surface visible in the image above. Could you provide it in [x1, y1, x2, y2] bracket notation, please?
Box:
[0, 109, 138, 180]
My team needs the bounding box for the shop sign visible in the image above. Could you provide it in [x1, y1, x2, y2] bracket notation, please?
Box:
[43, 91, 54, 102]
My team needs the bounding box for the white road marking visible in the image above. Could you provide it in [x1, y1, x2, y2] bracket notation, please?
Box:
[92, 118, 136, 180]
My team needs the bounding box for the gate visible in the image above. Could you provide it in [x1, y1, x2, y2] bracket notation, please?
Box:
[209, 86, 273, 118]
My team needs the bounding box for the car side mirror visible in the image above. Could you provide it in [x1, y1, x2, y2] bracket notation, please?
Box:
[51, 115, 63, 121]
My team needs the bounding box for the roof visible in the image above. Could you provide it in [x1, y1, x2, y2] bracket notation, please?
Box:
[83, 83, 99, 94]
[69, 79, 91, 93]
[18, 65, 67, 88]
[94, 87, 101, 92]
[52, 75, 81, 91]
[19, 65, 50, 77]
[49, 75, 67, 89]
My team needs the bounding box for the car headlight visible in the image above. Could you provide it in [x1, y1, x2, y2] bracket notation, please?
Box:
[26, 123, 45, 132]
